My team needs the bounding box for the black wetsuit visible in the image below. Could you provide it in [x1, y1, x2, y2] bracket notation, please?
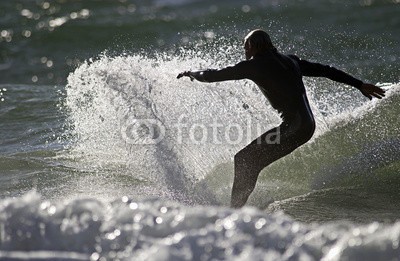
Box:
[190, 50, 363, 208]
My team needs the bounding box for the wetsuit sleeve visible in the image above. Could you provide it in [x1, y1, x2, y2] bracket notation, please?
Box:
[190, 61, 249, 83]
[289, 55, 363, 89]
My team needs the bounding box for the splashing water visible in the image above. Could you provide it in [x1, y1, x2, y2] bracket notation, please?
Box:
[63, 45, 400, 207]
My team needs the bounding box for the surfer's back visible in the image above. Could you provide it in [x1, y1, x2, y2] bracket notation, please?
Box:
[246, 51, 307, 113]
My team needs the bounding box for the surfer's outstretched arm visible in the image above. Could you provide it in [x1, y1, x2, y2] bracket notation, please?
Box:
[289, 55, 385, 100]
[177, 62, 249, 83]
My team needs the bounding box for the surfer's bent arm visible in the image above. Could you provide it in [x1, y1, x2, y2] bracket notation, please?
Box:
[177, 61, 249, 83]
[289, 55, 363, 89]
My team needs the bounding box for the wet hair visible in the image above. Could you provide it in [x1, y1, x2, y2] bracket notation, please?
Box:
[244, 29, 276, 53]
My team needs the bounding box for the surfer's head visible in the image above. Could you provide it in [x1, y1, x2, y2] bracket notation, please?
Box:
[244, 29, 275, 60]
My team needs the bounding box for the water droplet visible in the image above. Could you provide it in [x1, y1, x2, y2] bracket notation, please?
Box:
[129, 202, 138, 209]
[204, 31, 215, 39]
[70, 12, 78, 19]
[242, 5, 251, 13]
[48, 205, 56, 215]
[255, 218, 266, 229]
[22, 30, 31, 38]
[42, 2, 50, 9]
[90, 252, 100, 261]
[21, 9, 33, 18]
[155, 217, 163, 224]
[1, 30, 8, 37]
[80, 9, 90, 18]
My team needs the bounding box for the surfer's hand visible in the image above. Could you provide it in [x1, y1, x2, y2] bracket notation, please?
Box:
[177, 71, 194, 81]
[359, 83, 385, 100]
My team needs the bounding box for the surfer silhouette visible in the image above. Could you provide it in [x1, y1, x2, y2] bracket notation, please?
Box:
[177, 29, 385, 208]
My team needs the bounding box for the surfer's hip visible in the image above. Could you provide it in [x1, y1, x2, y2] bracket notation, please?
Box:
[279, 94, 316, 145]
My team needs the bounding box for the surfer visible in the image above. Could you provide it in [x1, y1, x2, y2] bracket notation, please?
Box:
[177, 29, 386, 208]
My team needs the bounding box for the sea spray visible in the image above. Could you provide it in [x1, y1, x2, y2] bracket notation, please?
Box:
[64, 51, 281, 204]
[64, 47, 399, 207]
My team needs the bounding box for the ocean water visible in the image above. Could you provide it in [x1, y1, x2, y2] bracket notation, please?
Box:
[1, 0, 400, 260]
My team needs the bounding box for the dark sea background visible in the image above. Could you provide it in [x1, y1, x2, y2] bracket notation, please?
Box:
[0, 0, 399, 260]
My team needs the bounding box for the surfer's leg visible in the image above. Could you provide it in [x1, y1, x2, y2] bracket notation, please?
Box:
[231, 151, 265, 208]
[230, 116, 315, 208]
[230, 126, 295, 208]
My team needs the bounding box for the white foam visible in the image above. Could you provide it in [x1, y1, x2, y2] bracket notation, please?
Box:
[1, 192, 400, 260]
